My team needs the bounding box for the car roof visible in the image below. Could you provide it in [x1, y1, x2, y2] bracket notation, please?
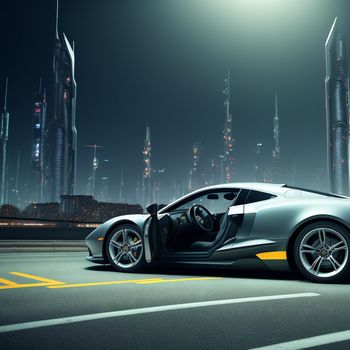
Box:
[203, 182, 286, 194]
[200, 183, 345, 198]
[159, 182, 287, 213]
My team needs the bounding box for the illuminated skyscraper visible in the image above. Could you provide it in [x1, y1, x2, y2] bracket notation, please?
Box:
[85, 144, 103, 198]
[173, 178, 185, 201]
[135, 180, 141, 204]
[325, 17, 350, 195]
[152, 168, 165, 204]
[99, 177, 110, 202]
[188, 169, 193, 193]
[210, 158, 217, 185]
[10, 151, 20, 207]
[119, 168, 125, 203]
[254, 143, 264, 182]
[142, 126, 152, 205]
[218, 154, 225, 184]
[0, 78, 9, 205]
[45, 0, 77, 201]
[191, 142, 201, 190]
[32, 80, 47, 202]
[223, 70, 234, 183]
[272, 94, 281, 183]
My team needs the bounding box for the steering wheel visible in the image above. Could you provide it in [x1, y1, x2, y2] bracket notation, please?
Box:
[188, 205, 215, 232]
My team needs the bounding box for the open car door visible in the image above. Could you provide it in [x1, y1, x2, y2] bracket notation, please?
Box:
[143, 189, 249, 261]
[143, 203, 161, 263]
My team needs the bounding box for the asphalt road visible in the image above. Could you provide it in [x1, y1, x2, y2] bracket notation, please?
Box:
[1, 251, 350, 349]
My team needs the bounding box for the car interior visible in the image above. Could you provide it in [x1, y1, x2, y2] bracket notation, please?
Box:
[157, 190, 241, 252]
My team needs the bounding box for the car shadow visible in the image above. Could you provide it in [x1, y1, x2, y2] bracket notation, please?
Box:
[151, 265, 304, 281]
[85, 263, 305, 282]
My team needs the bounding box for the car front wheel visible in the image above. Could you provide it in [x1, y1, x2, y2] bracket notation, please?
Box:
[294, 221, 350, 283]
[106, 224, 146, 273]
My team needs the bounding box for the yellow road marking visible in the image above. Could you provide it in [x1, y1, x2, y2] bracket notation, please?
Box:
[0, 282, 58, 290]
[10, 272, 65, 285]
[136, 277, 220, 284]
[0, 272, 65, 290]
[48, 277, 221, 289]
[0, 277, 18, 286]
[256, 251, 287, 260]
[0, 272, 221, 291]
[47, 278, 163, 289]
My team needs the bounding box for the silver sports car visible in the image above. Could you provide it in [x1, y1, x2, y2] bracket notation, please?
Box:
[85, 183, 350, 283]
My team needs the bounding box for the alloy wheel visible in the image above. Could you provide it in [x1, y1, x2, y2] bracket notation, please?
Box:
[298, 227, 349, 278]
[108, 228, 143, 269]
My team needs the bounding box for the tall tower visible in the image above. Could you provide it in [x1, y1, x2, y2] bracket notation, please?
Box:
[325, 17, 350, 195]
[45, 0, 77, 202]
[15, 151, 20, 207]
[99, 177, 109, 202]
[188, 168, 193, 193]
[210, 158, 217, 185]
[272, 94, 281, 183]
[142, 126, 152, 205]
[255, 142, 264, 182]
[191, 142, 201, 190]
[223, 69, 234, 183]
[119, 168, 125, 203]
[152, 168, 165, 204]
[85, 144, 102, 198]
[32, 80, 47, 202]
[0, 78, 9, 205]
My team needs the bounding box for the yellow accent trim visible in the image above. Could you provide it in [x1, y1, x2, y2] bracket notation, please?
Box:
[256, 251, 287, 260]
[97, 237, 104, 241]
[10, 272, 65, 285]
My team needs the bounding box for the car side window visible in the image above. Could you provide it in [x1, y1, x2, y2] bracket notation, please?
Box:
[173, 191, 238, 214]
[244, 190, 276, 204]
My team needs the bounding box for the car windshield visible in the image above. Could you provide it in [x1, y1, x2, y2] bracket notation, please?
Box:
[160, 190, 239, 214]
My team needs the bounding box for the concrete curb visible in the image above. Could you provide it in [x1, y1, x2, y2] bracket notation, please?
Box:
[0, 240, 87, 252]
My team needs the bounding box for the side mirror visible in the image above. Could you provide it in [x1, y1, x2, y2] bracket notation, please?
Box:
[146, 203, 158, 216]
[158, 204, 167, 210]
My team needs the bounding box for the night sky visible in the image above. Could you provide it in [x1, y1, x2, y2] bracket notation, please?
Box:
[1, 0, 350, 204]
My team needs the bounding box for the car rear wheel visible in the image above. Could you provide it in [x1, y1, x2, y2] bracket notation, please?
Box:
[294, 221, 350, 283]
[106, 224, 147, 273]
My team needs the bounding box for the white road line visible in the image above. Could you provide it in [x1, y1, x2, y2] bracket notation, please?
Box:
[250, 329, 350, 350]
[0, 293, 319, 333]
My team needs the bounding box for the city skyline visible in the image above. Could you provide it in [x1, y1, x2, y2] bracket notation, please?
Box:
[0, 0, 349, 207]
